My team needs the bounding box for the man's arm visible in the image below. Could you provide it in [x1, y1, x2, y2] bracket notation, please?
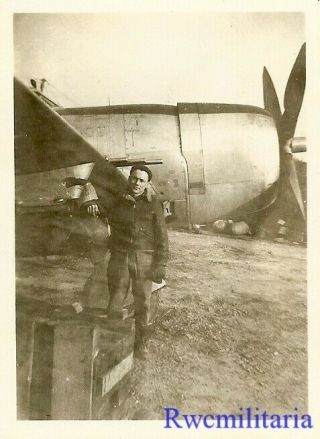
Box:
[78, 182, 101, 216]
[153, 198, 169, 267]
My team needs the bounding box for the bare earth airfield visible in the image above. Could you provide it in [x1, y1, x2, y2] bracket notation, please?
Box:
[16, 228, 307, 419]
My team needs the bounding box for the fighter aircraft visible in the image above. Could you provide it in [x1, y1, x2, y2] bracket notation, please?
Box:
[14, 43, 306, 254]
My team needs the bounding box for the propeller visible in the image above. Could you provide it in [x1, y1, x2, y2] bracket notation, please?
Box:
[263, 43, 306, 221]
[263, 67, 282, 128]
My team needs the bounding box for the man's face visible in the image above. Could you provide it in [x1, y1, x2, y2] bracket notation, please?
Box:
[128, 169, 149, 196]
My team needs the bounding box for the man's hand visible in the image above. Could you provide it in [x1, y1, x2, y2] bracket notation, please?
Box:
[72, 301, 84, 314]
[151, 264, 166, 284]
[86, 202, 100, 217]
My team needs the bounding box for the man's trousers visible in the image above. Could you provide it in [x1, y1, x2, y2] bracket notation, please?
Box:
[107, 250, 153, 345]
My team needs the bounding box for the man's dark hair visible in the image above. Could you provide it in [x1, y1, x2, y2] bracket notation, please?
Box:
[130, 165, 152, 181]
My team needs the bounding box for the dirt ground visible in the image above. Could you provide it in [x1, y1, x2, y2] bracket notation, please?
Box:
[16, 229, 307, 420]
[127, 230, 307, 419]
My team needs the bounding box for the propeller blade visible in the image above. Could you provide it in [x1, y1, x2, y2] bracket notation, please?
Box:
[14, 76, 102, 174]
[88, 160, 128, 211]
[284, 43, 306, 113]
[284, 154, 306, 221]
[263, 67, 282, 126]
[279, 43, 306, 146]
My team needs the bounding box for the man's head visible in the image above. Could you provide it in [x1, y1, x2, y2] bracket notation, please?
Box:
[128, 165, 152, 197]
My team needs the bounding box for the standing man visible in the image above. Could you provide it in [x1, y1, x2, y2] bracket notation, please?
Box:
[85, 164, 169, 358]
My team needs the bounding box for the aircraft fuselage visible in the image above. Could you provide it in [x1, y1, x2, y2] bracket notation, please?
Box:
[57, 102, 280, 225]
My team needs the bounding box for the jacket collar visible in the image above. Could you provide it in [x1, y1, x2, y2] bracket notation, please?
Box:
[127, 189, 152, 203]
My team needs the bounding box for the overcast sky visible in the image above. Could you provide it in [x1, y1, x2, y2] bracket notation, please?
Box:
[14, 12, 305, 134]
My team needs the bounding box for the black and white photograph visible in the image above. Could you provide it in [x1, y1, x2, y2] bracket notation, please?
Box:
[1, 0, 320, 436]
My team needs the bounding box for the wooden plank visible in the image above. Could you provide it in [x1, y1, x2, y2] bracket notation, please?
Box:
[16, 317, 35, 419]
[29, 322, 54, 420]
[101, 352, 133, 396]
[51, 324, 96, 419]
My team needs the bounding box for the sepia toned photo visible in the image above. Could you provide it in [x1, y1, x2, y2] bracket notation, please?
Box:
[10, 5, 313, 431]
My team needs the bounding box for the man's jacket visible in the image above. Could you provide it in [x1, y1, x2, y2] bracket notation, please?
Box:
[108, 191, 169, 267]
[79, 181, 169, 268]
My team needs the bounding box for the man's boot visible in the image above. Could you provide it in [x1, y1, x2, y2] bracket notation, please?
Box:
[134, 325, 149, 360]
